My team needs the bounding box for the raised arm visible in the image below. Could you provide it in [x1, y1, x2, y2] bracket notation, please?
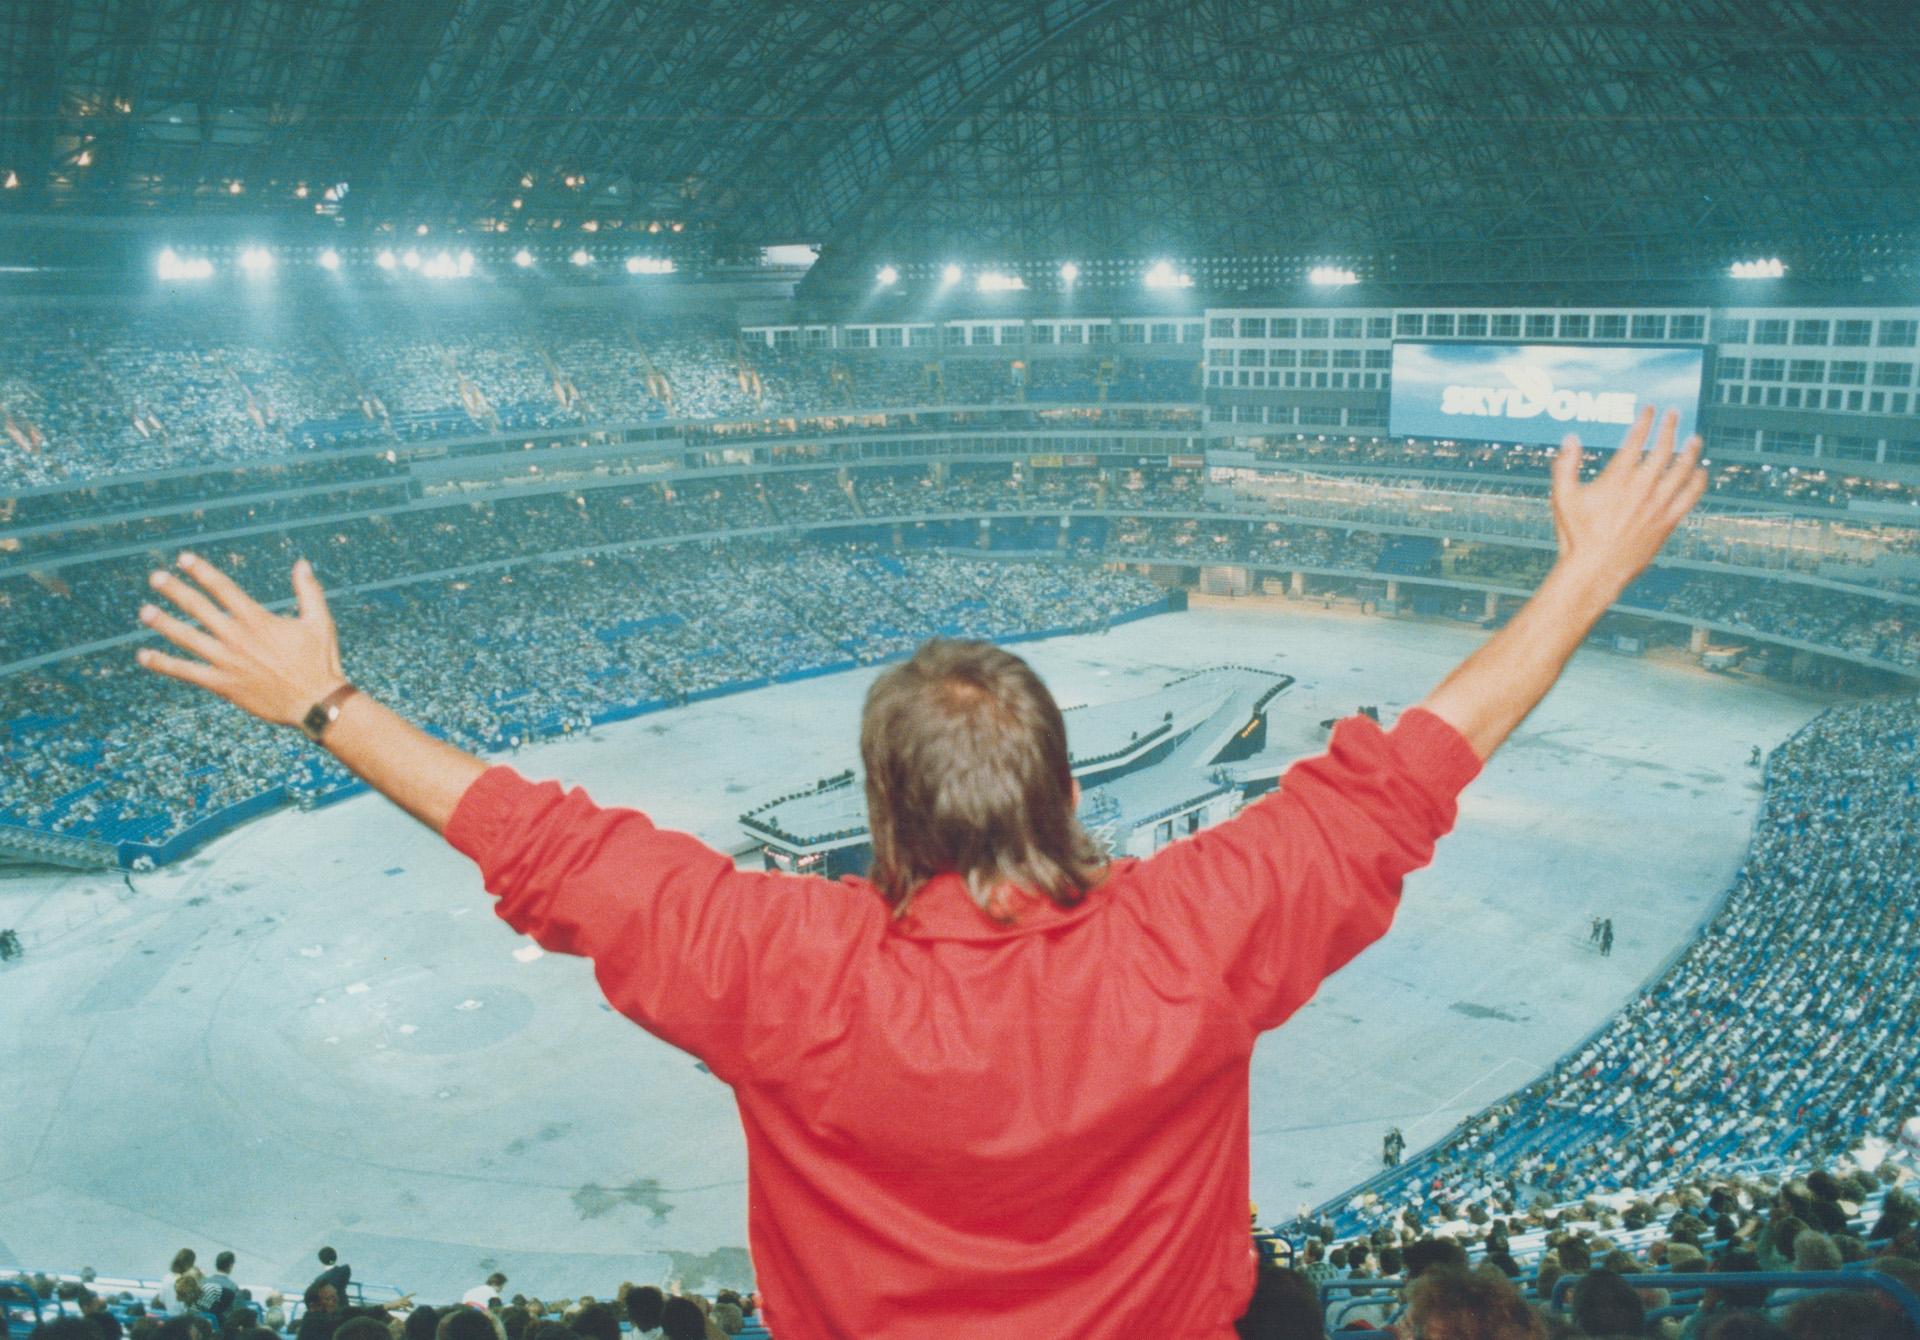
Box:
[1420, 405, 1708, 760]
[136, 552, 485, 832]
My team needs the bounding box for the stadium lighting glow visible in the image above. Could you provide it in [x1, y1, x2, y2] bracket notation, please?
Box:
[1143, 260, 1193, 289]
[402, 249, 421, 270]
[570, 249, 594, 266]
[876, 264, 899, 286]
[2, 170, 16, 189]
[316, 248, 341, 272]
[238, 247, 275, 275]
[975, 271, 1026, 293]
[1309, 265, 1359, 286]
[513, 248, 535, 268]
[623, 256, 674, 275]
[376, 249, 397, 271]
[156, 249, 213, 281]
[1730, 257, 1786, 278]
[419, 249, 474, 279]
[1059, 261, 1079, 285]
[941, 263, 963, 286]
[624, 255, 643, 274]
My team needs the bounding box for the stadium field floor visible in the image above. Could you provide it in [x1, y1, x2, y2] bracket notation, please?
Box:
[0, 598, 1828, 1297]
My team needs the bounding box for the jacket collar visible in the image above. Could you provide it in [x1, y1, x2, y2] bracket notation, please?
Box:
[874, 865, 1133, 942]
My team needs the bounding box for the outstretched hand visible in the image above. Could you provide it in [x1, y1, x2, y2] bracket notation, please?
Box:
[136, 553, 347, 727]
[1549, 406, 1708, 592]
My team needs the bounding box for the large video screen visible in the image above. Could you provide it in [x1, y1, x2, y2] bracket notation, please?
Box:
[1389, 341, 1705, 449]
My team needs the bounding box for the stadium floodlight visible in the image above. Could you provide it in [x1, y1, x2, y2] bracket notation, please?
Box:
[941, 263, 963, 286]
[238, 247, 275, 275]
[1309, 265, 1359, 286]
[402, 248, 422, 271]
[625, 255, 643, 275]
[317, 248, 341, 272]
[1059, 261, 1079, 285]
[1729, 257, 1786, 279]
[376, 249, 398, 271]
[1143, 260, 1193, 289]
[513, 248, 535, 268]
[876, 264, 899, 286]
[570, 248, 594, 266]
[975, 271, 1026, 293]
[156, 249, 214, 281]
[458, 249, 475, 276]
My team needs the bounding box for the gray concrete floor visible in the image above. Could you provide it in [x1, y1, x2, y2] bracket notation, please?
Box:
[0, 600, 1828, 1300]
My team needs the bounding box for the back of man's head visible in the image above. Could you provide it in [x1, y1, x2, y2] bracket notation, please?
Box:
[1406, 1266, 1543, 1340]
[861, 639, 1103, 917]
[317, 1250, 337, 1268]
[566, 1304, 617, 1340]
[1708, 1249, 1769, 1310]
[1403, 1237, 1471, 1281]
[213, 1255, 234, 1276]
[1570, 1268, 1645, 1337]
[656, 1301, 705, 1340]
[1781, 1290, 1898, 1340]
[624, 1288, 663, 1333]
[1231, 1267, 1319, 1340]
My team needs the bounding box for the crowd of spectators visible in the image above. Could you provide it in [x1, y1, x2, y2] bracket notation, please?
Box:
[0, 543, 1163, 847]
[1237, 1149, 1920, 1337]
[5, 1247, 771, 1340]
[9, 1151, 1920, 1340]
[11, 462, 1920, 675]
[1252, 434, 1920, 516]
[0, 304, 1222, 491]
[1329, 695, 1920, 1262]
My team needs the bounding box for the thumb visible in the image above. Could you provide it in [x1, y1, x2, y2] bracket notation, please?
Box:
[292, 558, 332, 626]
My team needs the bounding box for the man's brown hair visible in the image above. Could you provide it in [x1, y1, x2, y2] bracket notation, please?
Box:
[861, 639, 1106, 918]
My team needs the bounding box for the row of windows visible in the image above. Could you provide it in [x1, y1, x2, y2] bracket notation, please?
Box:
[762, 321, 1207, 351]
[1207, 370, 1385, 390]
[1705, 426, 1920, 464]
[1718, 358, 1916, 387]
[1215, 404, 1390, 428]
[1389, 312, 1707, 342]
[1713, 383, 1915, 415]
[1711, 317, 1919, 348]
[1207, 315, 1394, 341]
[1208, 347, 1393, 370]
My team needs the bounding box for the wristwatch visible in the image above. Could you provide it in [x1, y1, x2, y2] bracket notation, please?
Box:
[300, 683, 360, 743]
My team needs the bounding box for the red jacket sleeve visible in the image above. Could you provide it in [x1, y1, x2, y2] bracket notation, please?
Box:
[442, 766, 873, 1080]
[1129, 708, 1481, 1032]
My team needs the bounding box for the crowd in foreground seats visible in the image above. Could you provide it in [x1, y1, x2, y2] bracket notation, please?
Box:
[1330, 695, 1920, 1245]
[10, 1164, 1920, 1340]
[7, 1245, 770, 1340]
[1238, 1152, 1920, 1337]
[0, 544, 1163, 847]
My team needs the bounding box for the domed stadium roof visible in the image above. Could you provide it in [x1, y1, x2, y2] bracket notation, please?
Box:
[2, 0, 1917, 288]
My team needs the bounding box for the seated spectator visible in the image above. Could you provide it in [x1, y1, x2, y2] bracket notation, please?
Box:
[1680, 1249, 1768, 1340]
[1570, 1268, 1645, 1337]
[1233, 1266, 1321, 1340]
[1780, 1289, 1914, 1340]
[1404, 1266, 1545, 1340]
[656, 1299, 706, 1340]
[624, 1288, 664, 1336]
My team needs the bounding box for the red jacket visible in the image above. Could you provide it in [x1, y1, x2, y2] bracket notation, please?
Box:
[445, 708, 1480, 1338]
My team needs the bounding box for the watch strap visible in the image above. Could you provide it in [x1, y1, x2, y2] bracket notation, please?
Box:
[300, 682, 359, 742]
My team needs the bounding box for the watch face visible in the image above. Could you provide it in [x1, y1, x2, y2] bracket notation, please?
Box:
[302, 703, 330, 739]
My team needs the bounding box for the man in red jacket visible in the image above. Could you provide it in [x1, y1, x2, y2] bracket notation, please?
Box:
[136, 410, 1705, 1338]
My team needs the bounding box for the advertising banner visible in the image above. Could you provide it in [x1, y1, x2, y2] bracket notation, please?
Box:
[1390, 341, 1704, 448]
